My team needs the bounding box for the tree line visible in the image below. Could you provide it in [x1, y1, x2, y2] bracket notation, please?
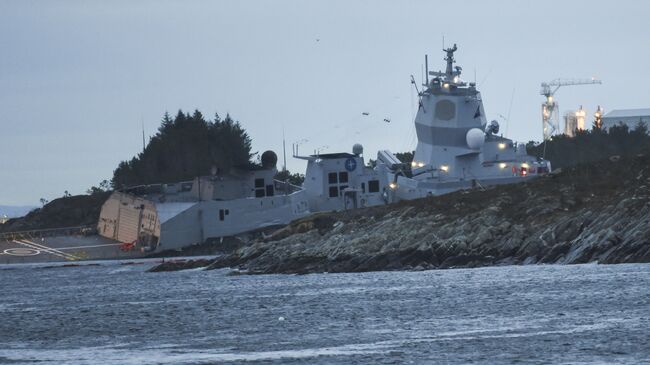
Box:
[526, 123, 650, 170]
[111, 110, 254, 188]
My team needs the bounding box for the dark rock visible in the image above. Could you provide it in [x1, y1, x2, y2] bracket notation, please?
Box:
[147, 259, 213, 272]
[540, 242, 572, 263]
[439, 254, 493, 269]
[158, 153, 650, 275]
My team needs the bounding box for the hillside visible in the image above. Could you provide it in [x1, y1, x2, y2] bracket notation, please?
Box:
[0, 193, 109, 233]
[199, 153, 650, 274]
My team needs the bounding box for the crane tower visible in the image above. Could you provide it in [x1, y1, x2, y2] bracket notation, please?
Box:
[541, 78, 601, 140]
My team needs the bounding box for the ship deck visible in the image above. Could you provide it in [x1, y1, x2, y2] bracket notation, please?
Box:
[0, 234, 146, 265]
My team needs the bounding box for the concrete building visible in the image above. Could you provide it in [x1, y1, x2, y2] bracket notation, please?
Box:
[564, 106, 587, 137]
[601, 108, 650, 130]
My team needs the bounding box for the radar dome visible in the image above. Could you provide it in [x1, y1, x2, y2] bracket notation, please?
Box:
[261, 150, 278, 169]
[352, 143, 363, 156]
[466, 128, 485, 150]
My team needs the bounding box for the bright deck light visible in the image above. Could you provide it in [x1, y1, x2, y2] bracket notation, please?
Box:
[440, 165, 449, 172]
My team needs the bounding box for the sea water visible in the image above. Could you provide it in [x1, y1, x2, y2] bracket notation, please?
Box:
[0, 262, 649, 364]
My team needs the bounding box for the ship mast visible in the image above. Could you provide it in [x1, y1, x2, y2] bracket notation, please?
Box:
[428, 44, 464, 86]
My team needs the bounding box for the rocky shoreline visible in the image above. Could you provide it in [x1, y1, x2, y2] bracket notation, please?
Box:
[150, 154, 650, 274]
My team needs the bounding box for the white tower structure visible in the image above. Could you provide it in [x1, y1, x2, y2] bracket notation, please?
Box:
[593, 105, 604, 129]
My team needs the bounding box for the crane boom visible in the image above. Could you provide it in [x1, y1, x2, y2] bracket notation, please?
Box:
[540, 78, 601, 97]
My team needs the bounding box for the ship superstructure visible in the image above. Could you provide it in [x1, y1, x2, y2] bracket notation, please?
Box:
[375, 44, 550, 199]
[97, 151, 310, 252]
[12, 44, 553, 263]
[96, 44, 551, 254]
[294, 144, 394, 212]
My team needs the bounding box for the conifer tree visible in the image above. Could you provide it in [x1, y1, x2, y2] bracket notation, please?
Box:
[112, 109, 254, 188]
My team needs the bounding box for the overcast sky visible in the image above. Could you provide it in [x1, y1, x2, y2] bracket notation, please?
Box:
[1, 0, 648, 205]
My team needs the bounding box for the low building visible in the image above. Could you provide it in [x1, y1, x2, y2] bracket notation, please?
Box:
[601, 108, 650, 130]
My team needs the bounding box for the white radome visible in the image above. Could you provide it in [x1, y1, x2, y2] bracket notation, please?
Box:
[352, 143, 364, 156]
[466, 128, 485, 150]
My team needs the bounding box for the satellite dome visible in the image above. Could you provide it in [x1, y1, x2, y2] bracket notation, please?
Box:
[261, 150, 278, 169]
[466, 128, 485, 150]
[352, 143, 363, 156]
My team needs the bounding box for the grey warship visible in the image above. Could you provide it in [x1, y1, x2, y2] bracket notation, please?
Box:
[0, 44, 552, 263]
[377, 44, 551, 199]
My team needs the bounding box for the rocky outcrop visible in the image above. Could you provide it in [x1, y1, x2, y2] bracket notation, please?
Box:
[147, 259, 213, 272]
[195, 154, 650, 274]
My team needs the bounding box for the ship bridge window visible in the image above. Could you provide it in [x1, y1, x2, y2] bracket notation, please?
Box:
[266, 184, 274, 197]
[368, 180, 380, 193]
[181, 182, 193, 191]
[328, 171, 352, 198]
[219, 209, 230, 221]
[329, 186, 338, 198]
[435, 100, 456, 121]
[255, 178, 266, 197]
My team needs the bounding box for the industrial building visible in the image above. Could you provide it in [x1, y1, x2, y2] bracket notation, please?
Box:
[601, 108, 650, 130]
[563, 106, 587, 137]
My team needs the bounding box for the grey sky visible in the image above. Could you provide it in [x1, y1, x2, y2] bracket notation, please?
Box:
[1, 0, 648, 205]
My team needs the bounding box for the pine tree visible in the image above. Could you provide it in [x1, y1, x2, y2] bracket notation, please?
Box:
[111, 109, 255, 188]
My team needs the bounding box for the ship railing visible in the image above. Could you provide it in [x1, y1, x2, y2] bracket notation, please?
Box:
[273, 179, 303, 195]
[118, 180, 194, 196]
[0, 225, 96, 242]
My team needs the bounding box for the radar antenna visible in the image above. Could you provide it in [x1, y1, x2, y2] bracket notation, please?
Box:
[443, 43, 457, 77]
[428, 43, 463, 84]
